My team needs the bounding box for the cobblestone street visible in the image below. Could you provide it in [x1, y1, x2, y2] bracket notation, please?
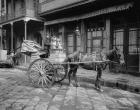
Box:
[0, 69, 140, 110]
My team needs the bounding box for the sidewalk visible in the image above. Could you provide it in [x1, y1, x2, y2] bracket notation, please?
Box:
[77, 68, 140, 94]
[15, 65, 140, 94]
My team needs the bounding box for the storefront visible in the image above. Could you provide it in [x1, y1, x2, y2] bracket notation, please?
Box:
[111, 12, 140, 73]
[41, 0, 140, 73]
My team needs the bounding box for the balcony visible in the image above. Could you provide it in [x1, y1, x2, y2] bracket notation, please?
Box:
[0, 8, 36, 24]
[38, 0, 85, 14]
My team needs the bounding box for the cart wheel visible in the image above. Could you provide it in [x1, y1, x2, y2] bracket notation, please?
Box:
[27, 58, 55, 88]
[54, 64, 67, 83]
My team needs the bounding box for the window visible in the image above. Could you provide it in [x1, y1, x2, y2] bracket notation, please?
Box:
[76, 35, 81, 51]
[87, 30, 92, 53]
[129, 28, 140, 54]
[67, 34, 74, 54]
[86, 28, 104, 53]
[113, 29, 124, 52]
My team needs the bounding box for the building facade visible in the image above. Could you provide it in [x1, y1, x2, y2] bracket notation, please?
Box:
[0, 0, 44, 64]
[0, 0, 139, 74]
[38, 0, 140, 74]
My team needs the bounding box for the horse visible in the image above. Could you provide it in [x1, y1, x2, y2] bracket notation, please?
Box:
[63, 48, 125, 91]
[63, 51, 80, 87]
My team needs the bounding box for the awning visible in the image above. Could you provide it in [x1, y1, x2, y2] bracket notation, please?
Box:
[45, 2, 133, 25]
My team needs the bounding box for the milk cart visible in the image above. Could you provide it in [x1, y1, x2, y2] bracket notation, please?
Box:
[21, 40, 67, 88]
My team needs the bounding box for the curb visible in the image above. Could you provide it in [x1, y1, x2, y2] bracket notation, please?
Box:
[77, 76, 140, 94]
[15, 66, 140, 94]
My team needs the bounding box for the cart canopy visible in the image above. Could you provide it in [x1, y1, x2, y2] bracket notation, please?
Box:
[21, 40, 42, 53]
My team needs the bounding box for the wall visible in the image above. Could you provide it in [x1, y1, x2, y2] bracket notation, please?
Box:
[15, 0, 24, 17]
[7, 1, 12, 18]
[26, 0, 35, 17]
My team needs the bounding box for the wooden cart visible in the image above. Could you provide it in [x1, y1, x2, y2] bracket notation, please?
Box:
[21, 40, 67, 88]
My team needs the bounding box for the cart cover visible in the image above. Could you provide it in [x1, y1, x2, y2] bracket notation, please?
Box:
[21, 40, 42, 53]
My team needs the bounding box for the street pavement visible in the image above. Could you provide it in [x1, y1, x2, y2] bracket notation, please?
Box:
[16, 65, 140, 94]
[0, 68, 140, 110]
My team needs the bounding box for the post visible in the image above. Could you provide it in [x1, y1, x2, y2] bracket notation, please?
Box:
[24, 21, 27, 41]
[24, 17, 30, 64]
[24, 20, 27, 64]
[80, 20, 86, 53]
[0, 26, 2, 49]
[10, 22, 14, 55]
[105, 19, 111, 50]
[42, 24, 46, 49]
[61, 24, 66, 50]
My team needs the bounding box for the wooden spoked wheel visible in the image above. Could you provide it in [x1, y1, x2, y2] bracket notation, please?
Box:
[27, 58, 55, 88]
[53, 64, 67, 83]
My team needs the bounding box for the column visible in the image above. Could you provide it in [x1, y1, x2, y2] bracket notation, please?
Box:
[123, 23, 129, 72]
[24, 21, 27, 40]
[24, 17, 30, 40]
[24, 18, 30, 64]
[0, 25, 2, 49]
[24, 20, 27, 64]
[80, 20, 86, 53]
[61, 24, 66, 50]
[42, 24, 46, 49]
[105, 19, 111, 50]
[10, 22, 14, 55]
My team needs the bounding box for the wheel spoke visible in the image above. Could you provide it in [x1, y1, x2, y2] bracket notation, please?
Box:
[28, 59, 54, 88]
[45, 76, 52, 84]
[32, 64, 41, 73]
[43, 76, 48, 87]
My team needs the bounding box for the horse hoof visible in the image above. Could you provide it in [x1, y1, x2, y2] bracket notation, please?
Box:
[76, 83, 80, 87]
[99, 89, 104, 92]
[97, 88, 104, 92]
